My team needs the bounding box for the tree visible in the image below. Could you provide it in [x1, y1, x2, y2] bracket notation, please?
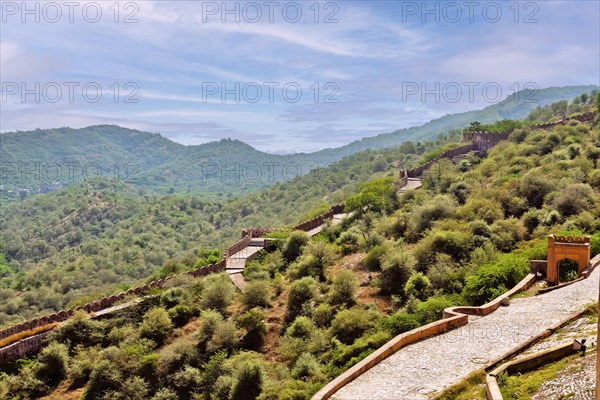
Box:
[35, 341, 69, 386]
[242, 281, 271, 309]
[345, 177, 397, 216]
[140, 307, 173, 345]
[329, 270, 358, 307]
[230, 360, 264, 400]
[201, 273, 236, 314]
[330, 308, 377, 345]
[286, 277, 318, 323]
[404, 272, 431, 301]
[282, 231, 309, 263]
[379, 251, 415, 296]
[237, 308, 266, 351]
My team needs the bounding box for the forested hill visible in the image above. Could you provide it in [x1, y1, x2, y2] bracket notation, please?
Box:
[1, 85, 597, 199]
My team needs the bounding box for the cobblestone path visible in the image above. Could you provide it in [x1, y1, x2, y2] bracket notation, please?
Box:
[332, 267, 599, 400]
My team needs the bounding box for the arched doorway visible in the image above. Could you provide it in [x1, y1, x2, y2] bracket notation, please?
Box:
[546, 234, 591, 285]
[558, 258, 579, 283]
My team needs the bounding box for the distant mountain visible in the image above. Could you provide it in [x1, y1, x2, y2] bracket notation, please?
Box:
[1, 85, 597, 198]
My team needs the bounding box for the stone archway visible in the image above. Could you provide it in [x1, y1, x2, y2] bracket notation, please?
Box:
[546, 234, 591, 285]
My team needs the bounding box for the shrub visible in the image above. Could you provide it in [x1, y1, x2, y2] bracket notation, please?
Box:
[364, 244, 389, 271]
[283, 231, 309, 263]
[168, 305, 194, 327]
[518, 174, 554, 208]
[379, 251, 415, 296]
[404, 272, 431, 300]
[329, 270, 358, 307]
[51, 310, 104, 346]
[313, 303, 333, 328]
[207, 320, 239, 353]
[426, 254, 463, 294]
[237, 308, 266, 351]
[140, 307, 173, 345]
[172, 365, 202, 395]
[69, 346, 102, 387]
[196, 309, 224, 346]
[84, 360, 122, 400]
[213, 375, 234, 400]
[381, 312, 420, 335]
[242, 281, 271, 309]
[151, 388, 179, 400]
[160, 287, 186, 309]
[35, 341, 69, 386]
[413, 229, 472, 269]
[490, 218, 526, 252]
[553, 183, 594, 216]
[230, 360, 264, 400]
[286, 277, 318, 323]
[201, 273, 236, 314]
[120, 376, 150, 400]
[415, 296, 457, 324]
[330, 308, 377, 345]
[462, 254, 529, 305]
[291, 353, 321, 380]
[409, 196, 455, 238]
[332, 331, 391, 367]
[157, 338, 199, 377]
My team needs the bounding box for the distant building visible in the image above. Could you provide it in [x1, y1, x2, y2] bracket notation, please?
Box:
[40, 183, 63, 193]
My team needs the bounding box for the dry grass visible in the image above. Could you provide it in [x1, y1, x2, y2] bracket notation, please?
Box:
[0, 323, 59, 348]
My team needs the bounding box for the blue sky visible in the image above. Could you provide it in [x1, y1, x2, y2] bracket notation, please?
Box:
[1, 0, 599, 153]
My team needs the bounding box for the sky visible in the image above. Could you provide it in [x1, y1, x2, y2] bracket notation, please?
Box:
[1, 0, 599, 153]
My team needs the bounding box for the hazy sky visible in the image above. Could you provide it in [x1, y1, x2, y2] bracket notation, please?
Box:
[1, 0, 599, 153]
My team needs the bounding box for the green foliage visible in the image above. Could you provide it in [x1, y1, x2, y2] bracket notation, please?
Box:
[34, 341, 69, 386]
[237, 308, 266, 351]
[415, 295, 458, 324]
[283, 232, 310, 264]
[345, 177, 397, 216]
[462, 253, 529, 305]
[364, 244, 389, 271]
[201, 273, 236, 314]
[139, 308, 173, 345]
[230, 360, 264, 400]
[242, 281, 272, 309]
[381, 312, 421, 336]
[286, 277, 318, 323]
[379, 251, 415, 296]
[330, 308, 378, 345]
[329, 270, 358, 307]
[404, 272, 431, 300]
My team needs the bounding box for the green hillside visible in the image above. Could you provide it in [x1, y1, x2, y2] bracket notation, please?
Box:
[1, 86, 596, 200]
[1, 95, 599, 400]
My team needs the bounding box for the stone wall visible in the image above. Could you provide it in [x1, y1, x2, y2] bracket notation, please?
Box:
[293, 204, 345, 232]
[404, 143, 477, 178]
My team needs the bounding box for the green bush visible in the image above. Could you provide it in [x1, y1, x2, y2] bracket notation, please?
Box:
[364, 244, 389, 271]
[168, 305, 194, 327]
[404, 272, 431, 300]
[286, 277, 318, 323]
[381, 312, 420, 335]
[291, 352, 322, 380]
[329, 270, 358, 307]
[160, 287, 186, 309]
[230, 360, 264, 400]
[415, 295, 458, 324]
[35, 341, 69, 386]
[462, 253, 529, 305]
[140, 307, 173, 345]
[333, 331, 391, 367]
[201, 273, 236, 314]
[379, 251, 415, 295]
[283, 231, 309, 263]
[330, 308, 377, 345]
[84, 359, 123, 400]
[242, 281, 271, 309]
[237, 308, 266, 351]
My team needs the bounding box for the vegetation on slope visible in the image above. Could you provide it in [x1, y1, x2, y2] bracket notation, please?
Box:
[1, 94, 600, 400]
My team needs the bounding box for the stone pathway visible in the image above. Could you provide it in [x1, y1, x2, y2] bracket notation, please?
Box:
[532, 353, 596, 400]
[398, 178, 422, 194]
[226, 214, 349, 291]
[331, 266, 599, 400]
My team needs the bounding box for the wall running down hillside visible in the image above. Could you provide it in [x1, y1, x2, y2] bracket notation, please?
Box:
[401, 112, 596, 180]
[0, 204, 346, 363]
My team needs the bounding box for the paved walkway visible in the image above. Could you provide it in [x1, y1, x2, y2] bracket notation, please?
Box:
[398, 178, 422, 194]
[331, 266, 600, 400]
[306, 213, 348, 237]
